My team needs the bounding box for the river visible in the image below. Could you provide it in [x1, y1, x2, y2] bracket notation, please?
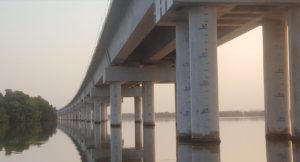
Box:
[0, 117, 296, 162]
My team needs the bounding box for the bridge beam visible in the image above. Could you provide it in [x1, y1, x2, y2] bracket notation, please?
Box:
[189, 6, 220, 142]
[104, 66, 175, 83]
[288, 7, 300, 140]
[263, 16, 290, 139]
[91, 86, 142, 97]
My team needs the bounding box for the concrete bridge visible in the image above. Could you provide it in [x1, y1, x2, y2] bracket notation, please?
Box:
[57, 0, 300, 145]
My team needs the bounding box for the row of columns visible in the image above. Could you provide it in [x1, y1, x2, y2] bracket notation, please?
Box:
[175, 6, 300, 141]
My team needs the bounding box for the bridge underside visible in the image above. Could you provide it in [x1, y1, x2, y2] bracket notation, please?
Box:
[58, 0, 300, 150]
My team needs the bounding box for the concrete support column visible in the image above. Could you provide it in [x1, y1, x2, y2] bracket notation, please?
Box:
[189, 6, 219, 142]
[176, 20, 191, 139]
[94, 98, 101, 123]
[110, 82, 122, 126]
[134, 96, 142, 123]
[142, 82, 155, 126]
[288, 7, 300, 140]
[100, 102, 108, 122]
[263, 17, 290, 139]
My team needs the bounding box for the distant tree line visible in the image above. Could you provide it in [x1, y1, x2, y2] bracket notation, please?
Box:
[0, 89, 57, 123]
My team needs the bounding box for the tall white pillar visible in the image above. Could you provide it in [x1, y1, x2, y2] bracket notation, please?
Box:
[94, 98, 101, 123]
[288, 7, 300, 140]
[134, 96, 142, 123]
[263, 17, 290, 139]
[189, 6, 219, 142]
[110, 82, 122, 126]
[176, 20, 191, 139]
[143, 82, 155, 126]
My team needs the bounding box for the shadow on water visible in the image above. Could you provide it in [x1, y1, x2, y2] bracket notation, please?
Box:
[0, 122, 57, 155]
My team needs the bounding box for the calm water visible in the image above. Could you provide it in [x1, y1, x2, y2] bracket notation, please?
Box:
[0, 118, 297, 162]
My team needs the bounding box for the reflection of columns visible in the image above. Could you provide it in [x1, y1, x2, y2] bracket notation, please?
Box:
[266, 140, 291, 162]
[101, 122, 108, 144]
[135, 96, 142, 148]
[94, 124, 101, 147]
[111, 128, 122, 162]
[293, 142, 300, 162]
[176, 20, 191, 139]
[110, 82, 122, 126]
[177, 143, 192, 162]
[135, 96, 142, 123]
[189, 6, 219, 142]
[143, 126, 155, 162]
[288, 8, 300, 140]
[263, 16, 290, 139]
[135, 123, 142, 149]
[143, 82, 155, 126]
[192, 144, 220, 162]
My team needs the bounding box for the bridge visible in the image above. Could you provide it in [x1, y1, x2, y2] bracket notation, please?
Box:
[57, 0, 300, 146]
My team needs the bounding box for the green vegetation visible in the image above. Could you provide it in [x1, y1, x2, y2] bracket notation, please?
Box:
[0, 89, 57, 123]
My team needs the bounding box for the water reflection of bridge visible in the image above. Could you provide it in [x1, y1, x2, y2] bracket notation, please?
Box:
[58, 121, 143, 162]
[58, 120, 300, 162]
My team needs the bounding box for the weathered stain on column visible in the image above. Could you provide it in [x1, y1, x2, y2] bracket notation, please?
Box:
[110, 82, 122, 126]
[142, 82, 155, 126]
[176, 20, 191, 139]
[263, 16, 290, 139]
[288, 7, 300, 140]
[189, 6, 219, 142]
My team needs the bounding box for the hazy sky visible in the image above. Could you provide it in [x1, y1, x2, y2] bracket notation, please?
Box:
[0, 1, 264, 113]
